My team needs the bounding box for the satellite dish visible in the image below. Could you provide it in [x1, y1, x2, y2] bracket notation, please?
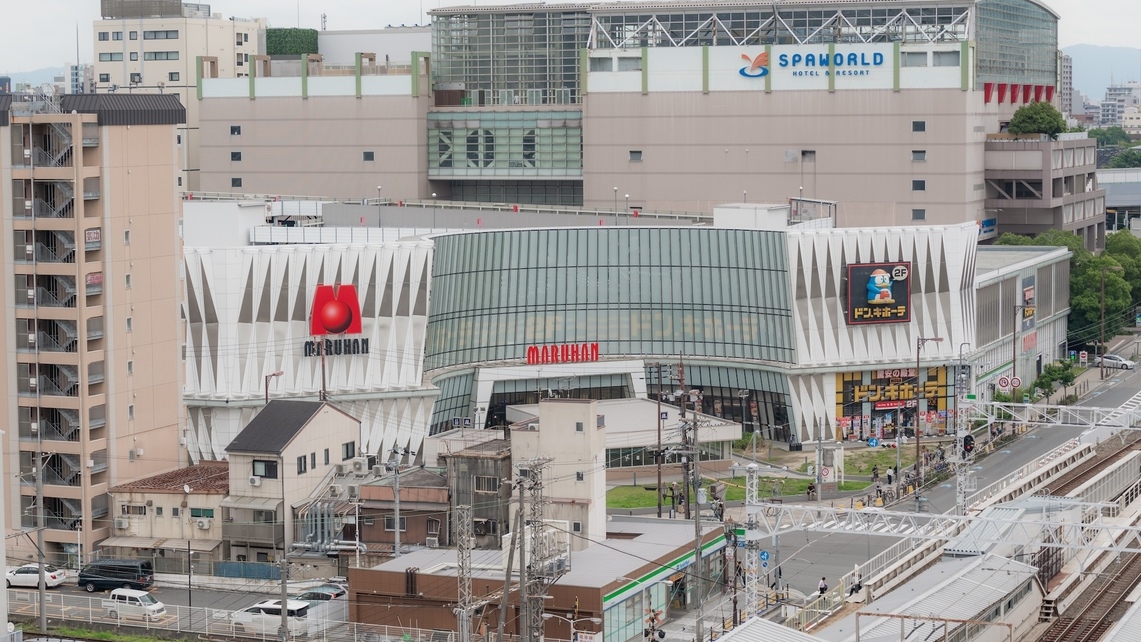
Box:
[183, 484, 192, 494]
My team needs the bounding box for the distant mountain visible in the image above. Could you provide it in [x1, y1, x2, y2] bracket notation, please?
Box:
[0, 66, 67, 88]
[1063, 44, 1141, 103]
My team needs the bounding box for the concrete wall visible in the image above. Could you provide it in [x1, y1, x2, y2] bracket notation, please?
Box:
[318, 28, 430, 65]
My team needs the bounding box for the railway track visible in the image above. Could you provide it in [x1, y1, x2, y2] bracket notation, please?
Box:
[1041, 432, 1141, 497]
[1037, 550, 1141, 642]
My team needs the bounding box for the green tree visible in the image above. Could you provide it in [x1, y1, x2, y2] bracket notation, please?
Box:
[1105, 231, 1141, 303]
[1068, 256, 1131, 347]
[1108, 148, 1141, 168]
[1088, 126, 1133, 147]
[1007, 102, 1067, 140]
[996, 229, 1091, 266]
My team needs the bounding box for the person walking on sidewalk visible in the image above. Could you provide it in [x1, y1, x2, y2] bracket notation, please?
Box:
[871, 465, 880, 483]
[819, 577, 829, 595]
[886, 468, 894, 486]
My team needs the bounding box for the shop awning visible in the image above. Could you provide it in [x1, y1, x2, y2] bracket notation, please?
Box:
[220, 496, 283, 511]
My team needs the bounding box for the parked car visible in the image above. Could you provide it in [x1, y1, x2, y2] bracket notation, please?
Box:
[102, 588, 166, 620]
[229, 599, 309, 638]
[1098, 354, 1136, 370]
[6, 564, 65, 588]
[78, 558, 155, 592]
[294, 583, 347, 604]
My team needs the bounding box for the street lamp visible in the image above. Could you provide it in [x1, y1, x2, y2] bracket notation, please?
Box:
[1101, 265, 1124, 380]
[541, 613, 602, 642]
[956, 343, 971, 436]
[624, 194, 630, 225]
[431, 192, 438, 229]
[376, 185, 382, 228]
[915, 336, 943, 487]
[613, 186, 618, 214]
[264, 370, 284, 405]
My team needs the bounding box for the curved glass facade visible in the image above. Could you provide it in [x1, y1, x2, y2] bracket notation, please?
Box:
[425, 227, 795, 371]
[975, 0, 1058, 86]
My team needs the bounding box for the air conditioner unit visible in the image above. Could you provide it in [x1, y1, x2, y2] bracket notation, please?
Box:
[425, 537, 439, 548]
[372, 465, 384, 476]
[28, 378, 37, 390]
[329, 484, 343, 496]
[249, 475, 262, 486]
[196, 518, 212, 530]
[114, 518, 129, 530]
[347, 484, 360, 499]
[335, 464, 346, 475]
[27, 333, 36, 346]
[352, 458, 366, 473]
[135, 448, 144, 457]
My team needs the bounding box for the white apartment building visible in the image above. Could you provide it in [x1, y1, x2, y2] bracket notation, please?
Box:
[93, 0, 265, 190]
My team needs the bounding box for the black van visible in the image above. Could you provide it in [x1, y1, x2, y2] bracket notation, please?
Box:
[78, 559, 154, 592]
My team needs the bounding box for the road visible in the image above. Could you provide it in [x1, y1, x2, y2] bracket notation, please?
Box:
[743, 365, 1141, 599]
[52, 583, 275, 611]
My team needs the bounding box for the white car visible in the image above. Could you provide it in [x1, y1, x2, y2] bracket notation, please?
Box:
[1099, 354, 1136, 370]
[6, 564, 65, 588]
[230, 599, 310, 638]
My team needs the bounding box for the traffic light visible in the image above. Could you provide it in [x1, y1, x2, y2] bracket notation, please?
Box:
[963, 434, 975, 454]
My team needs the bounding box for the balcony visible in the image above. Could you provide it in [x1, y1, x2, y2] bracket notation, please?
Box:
[19, 364, 80, 397]
[84, 228, 101, 251]
[222, 521, 285, 547]
[20, 276, 78, 308]
[88, 361, 105, 385]
[82, 123, 98, 147]
[85, 273, 103, 296]
[83, 176, 101, 200]
[17, 319, 79, 353]
[87, 317, 103, 340]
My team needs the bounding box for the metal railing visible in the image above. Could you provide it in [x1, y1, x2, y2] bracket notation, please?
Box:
[7, 589, 539, 642]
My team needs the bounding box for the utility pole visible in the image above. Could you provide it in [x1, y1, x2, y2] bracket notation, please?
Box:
[742, 464, 760, 618]
[730, 525, 739, 627]
[678, 361, 689, 520]
[651, 362, 674, 519]
[36, 441, 46, 633]
[388, 446, 415, 557]
[455, 504, 473, 642]
[686, 397, 704, 642]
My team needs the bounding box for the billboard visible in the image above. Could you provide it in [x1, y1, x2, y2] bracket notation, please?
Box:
[1021, 275, 1036, 332]
[845, 262, 912, 325]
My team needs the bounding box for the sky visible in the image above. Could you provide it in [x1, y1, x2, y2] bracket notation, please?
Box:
[0, 0, 1136, 74]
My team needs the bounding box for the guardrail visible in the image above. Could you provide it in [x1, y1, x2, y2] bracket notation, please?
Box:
[963, 438, 1088, 512]
[6, 589, 482, 642]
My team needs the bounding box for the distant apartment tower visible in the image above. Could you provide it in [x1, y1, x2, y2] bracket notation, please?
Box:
[0, 94, 186, 565]
[92, 0, 266, 191]
[1060, 54, 1072, 115]
[69, 64, 95, 95]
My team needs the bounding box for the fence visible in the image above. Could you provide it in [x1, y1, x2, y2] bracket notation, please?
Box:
[10, 589, 430, 642]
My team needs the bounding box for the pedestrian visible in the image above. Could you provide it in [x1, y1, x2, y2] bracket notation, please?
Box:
[871, 465, 879, 483]
[886, 468, 894, 485]
[819, 577, 828, 595]
[849, 572, 862, 596]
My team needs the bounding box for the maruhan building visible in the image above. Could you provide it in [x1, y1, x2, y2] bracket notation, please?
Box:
[181, 201, 1068, 455]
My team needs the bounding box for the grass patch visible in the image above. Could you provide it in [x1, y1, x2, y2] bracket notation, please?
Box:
[844, 448, 916, 476]
[57, 626, 173, 642]
[606, 476, 872, 508]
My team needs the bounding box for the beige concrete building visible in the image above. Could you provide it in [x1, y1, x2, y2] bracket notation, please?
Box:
[1, 93, 186, 565]
[93, 0, 266, 190]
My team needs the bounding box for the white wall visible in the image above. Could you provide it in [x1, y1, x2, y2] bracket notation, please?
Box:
[183, 201, 271, 247]
[317, 28, 431, 65]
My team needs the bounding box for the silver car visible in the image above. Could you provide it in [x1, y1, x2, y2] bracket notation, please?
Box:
[1099, 354, 1136, 370]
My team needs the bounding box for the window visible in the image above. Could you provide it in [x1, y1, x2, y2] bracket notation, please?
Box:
[617, 57, 642, 71]
[113, 31, 123, 41]
[177, 176, 182, 186]
[589, 57, 612, 72]
[128, 404, 135, 419]
[474, 476, 500, 493]
[143, 30, 179, 40]
[231, 178, 243, 188]
[121, 504, 146, 516]
[252, 459, 279, 479]
[231, 151, 242, 162]
[143, 51, 179, 61]
[384, 515, 408, 531]
[98, 32, 109, 41]
[230, 125, 242, 136]
[801, 149, 816, 162]
[130, 31, 137, 40]
[575, 421, 584, 432]
[127, 360, 133, 375]
[189, 508, 215, 518]
[130, 52, 138, 61]
[169, 72, 180, 82]
[629, 150, 643, 162]
[126, 317, 132, 332]
[125, 273, 132, 288]
[324, 448, 330, 465]
[341, 441, 355, 461]
[130, 73, 142, 84]
[572, 521, 582, 533]
[363, 151, 375, 161]
[912, 180, 926, 191]
[99, 74, 110, 83]
[244, 33, 249, 42]
[236, 53, 244, 66]
[98, 53, 124, 62]
[253, 510, 275, 523]
[912, 121, 926, 132]
[124, 230, 131, 245]
[912, 150, 927, 162]
[310, 452, 316, 469]
[576, 471, 585, 482]
[427, 518, 441, 534]
[912, 209, 927, 220]
[172, 507, 179, 518]
[155, 507, 163, 517]
[933, 51, 961, 67]
[900, 52, 927, 67]
[176, 135, 182, 144]
[297, 455, 307, 474]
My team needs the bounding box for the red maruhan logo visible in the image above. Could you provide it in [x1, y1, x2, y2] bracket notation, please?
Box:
[739, 52, 770, 78]
[310, 284, 362, 335]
